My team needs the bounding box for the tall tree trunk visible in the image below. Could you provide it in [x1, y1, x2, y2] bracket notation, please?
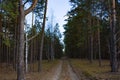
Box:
[97, 19, 102, 67]
[108, 0, 113, 71]
[110, 0, 118, 72]
[25, 11, 34, 73]
[90, 23, 93, 63]
[38, 0, 48, 72]
[17, 0, 38, 79]
[25, 23, 28, 73]
[30, 40, 33, 71]
[0, 12, 2, 64]
[0, 14, 1, 34]
[88, 16, 93, 63]
[13, 19, 18, 71]
[51, 40, 54, 60]
[17, 1, 25, 80]
[47, 45, 50, 61]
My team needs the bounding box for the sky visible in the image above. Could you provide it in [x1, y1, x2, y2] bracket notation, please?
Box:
[47, 0, 71, 39]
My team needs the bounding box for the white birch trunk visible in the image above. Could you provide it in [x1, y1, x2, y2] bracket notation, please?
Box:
[25, 22, 28, 73]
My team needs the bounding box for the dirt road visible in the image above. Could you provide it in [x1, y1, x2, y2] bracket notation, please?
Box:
[58, 60, 79, 80]
[41, 59, 79, 80]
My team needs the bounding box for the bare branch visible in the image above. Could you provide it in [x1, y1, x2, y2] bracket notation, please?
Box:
[24, 34, 39, 43]
[115, 37, 120, 44]
[23, 0, 29, 6]
[25, 0, 38, 15]
[115, 30, 120, 37]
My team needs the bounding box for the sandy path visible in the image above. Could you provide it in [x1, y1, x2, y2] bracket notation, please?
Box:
[36, 59, 79, 80]
[58, 60, 79, 80]
[40, 61, 62, 80]
[68, 63, 79, 80]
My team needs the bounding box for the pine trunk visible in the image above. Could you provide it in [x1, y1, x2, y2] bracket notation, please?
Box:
[38, 0, 48, 72]
[0, 12, 2, 64]
[17, 1, 25, 80]
[97, 19, 102, 67]
[51, 40, 54, 60]
[110, 0, 118, 72]
[88, 16, 93, 63]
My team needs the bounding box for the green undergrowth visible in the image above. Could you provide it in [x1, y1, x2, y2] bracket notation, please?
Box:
[70, 59, 120, 80]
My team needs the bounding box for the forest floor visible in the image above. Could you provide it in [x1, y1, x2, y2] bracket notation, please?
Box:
[0, 59, 79, 80]
[70, 59, 120, 80]
[0, 59, 120, 80]
[0, 60, 60, 80]
[26, 58, 80, 80]
[0, 58, 82, 80]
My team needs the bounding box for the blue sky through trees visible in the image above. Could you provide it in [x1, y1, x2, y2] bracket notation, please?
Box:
[26, 0, 71, 41]
[47, 0, 71, 40]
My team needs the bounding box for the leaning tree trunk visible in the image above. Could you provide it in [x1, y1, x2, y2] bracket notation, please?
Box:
[38, 0, 48, 72]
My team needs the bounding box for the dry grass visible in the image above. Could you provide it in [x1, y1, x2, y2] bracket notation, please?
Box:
[70, 59, 120, 80]
[0, 63, 17, 80]
[26, 60, 60, 80]
[0, 60, 60, 80]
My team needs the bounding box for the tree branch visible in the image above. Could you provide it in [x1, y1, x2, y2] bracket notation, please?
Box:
[115, 30, 120, 37]
[115, 37, 120, 44]
[23, 0, 29, 6]
[25, 0, 38, 15]
[24, 34, 38, 43]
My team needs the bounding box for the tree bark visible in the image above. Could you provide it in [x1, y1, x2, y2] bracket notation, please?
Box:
[13, 19, 18, 71]
[0, 12, 2, 64]
[0, 14, 1, 33]
[88, 15, 93, 63]
[97, 19, 102, 67]
[0, 6, 1, 54]
[0, 14, 2, 35]
[25, 23, 28, 73]
[38, 0, 48, 72]
[17, 1, 25, 79]
[51, 40, 54, 60]
[110, 0, 118, 72]
[17, 0, 38, 80]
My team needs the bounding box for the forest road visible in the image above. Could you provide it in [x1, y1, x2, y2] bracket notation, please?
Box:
[41, 58, 80, 80]
[57, 59, 79, 80]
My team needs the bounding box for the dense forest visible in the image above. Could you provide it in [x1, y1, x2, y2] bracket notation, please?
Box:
[0, 0, 120, 80]
[64, 0, 120, 71]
